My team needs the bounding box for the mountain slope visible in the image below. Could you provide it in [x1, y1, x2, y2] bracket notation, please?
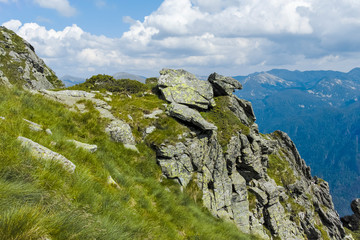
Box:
[0, 28, 355, 239]
[234, 69, 360, 216]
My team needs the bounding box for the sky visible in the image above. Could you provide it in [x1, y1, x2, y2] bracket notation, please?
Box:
[1, 0, 360, 78]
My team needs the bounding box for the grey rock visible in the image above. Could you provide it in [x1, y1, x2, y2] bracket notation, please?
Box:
[0, 27, 62, 90]
[167, 103, 217, 131]
[0, 70, 12, 88]
[18, 136, 75, 173]
[144, 109, 163, 119]
[151, 69, 348, 240]
[124, 144, 139, 152]
[68, 139, 97, 153]
[208, 72, 242, 96]
[40, 90, 115, 119]
[45, 129, 53, 135]
[145, 126, 156, 135]
[107, 175, 121, 189]
[23, 118, 43, 132]
[105, 120, 135, 145]
[228, 95, 256, 125]
[351, 198, 360, 216]
[158, 68, 215, 109]
[341, 199, 360, 231]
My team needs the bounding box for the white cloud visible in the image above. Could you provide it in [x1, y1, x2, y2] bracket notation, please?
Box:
[33, 0, 76, 17]
[0, 0, 8, 3]
[2, 19, 22, 31]
[3, 0, 360, 78]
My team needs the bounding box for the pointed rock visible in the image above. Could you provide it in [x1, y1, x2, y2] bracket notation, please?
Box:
[208, 72, 242, 96]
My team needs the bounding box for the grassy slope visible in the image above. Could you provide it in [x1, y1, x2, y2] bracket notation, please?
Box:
[0, 87, 259, 240]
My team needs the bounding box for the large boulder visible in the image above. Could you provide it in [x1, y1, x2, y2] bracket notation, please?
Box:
[208, 72, 242, 96]
[167, 103, 217, 131]
[158, 69, 215, 109]
[105, 120, 136, 145]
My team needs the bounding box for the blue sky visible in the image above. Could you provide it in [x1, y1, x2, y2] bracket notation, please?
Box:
[1, 0, 360, 78]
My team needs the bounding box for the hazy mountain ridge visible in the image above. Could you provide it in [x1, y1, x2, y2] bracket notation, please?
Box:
[234, 69, 360, 216]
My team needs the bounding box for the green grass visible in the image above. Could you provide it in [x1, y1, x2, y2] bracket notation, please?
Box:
[248, 190, 257, 212]
[201, 96, 250, 150]
[0, 86, 259, 240]
[345, 227, 360, 240]
[267, 153, 297, 187]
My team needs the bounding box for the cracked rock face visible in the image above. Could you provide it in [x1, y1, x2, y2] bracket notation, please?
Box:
[152, 69, 349, 240]
[167, 103, 217, 131]
[158, 68, 215, 109]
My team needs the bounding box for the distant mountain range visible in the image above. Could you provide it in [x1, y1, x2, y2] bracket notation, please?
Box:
[234, 68, 360, 216]
[61, 72, 147, 87]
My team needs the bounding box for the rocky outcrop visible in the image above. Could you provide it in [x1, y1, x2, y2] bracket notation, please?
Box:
[341, 199, 360, 231]
[167, 103, 217, 131]
[152, 69, 350, 240]
[39, 89, 137, 147]
[208, 72, 242, 96]
[40, 90, 113, 117]
[158, 69, 215, 109]
[18, 136, 76, 173]
[0, 27, 63, 89]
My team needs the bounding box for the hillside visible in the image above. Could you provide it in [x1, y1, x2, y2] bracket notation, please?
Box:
[234, 69, 360, 216]
[0, 27, 357, 239]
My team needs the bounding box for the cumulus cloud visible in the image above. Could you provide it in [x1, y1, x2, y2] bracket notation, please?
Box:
[2, 19, 22, 31]
[33, 0, 76, 17]
[3, 0, 360, 78]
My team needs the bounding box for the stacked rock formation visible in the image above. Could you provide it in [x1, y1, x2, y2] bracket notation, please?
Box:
[155, 69, 350, 240]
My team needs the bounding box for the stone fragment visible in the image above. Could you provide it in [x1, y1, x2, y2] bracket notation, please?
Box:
[144, 109, 163, 119]
[167, 103, 217, 131]
[105, 120, 135, 145]
[158, 68, 215, 109]
[45, 129, 53, 135]
[145, 126, 156, 135]
[124, 144, 139, 153]
[68, 139, 98, 153]
[107, 176, 120, 189]
[208, 72, 242, 96]
[0, 70, 13, 88]
[23, 118, 43, 132]
[18, 136, 76, 173]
